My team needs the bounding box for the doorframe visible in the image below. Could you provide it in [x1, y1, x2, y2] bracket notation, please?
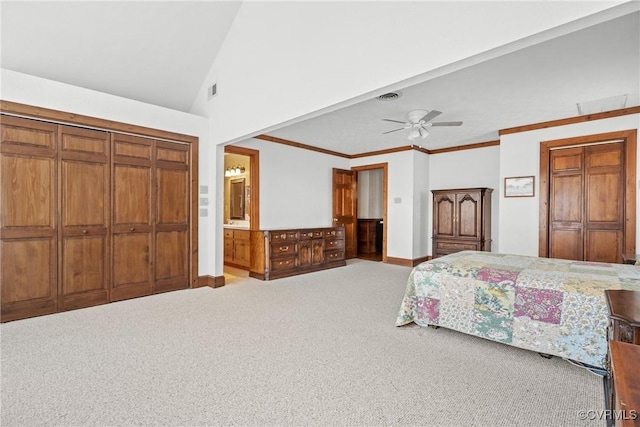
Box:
[224, 145, 260, 230]
[538, 129, 637, 258]
[351, 163, 388, 263]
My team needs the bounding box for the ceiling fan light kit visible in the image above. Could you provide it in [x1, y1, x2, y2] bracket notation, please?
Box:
[382, 109, 463, 141]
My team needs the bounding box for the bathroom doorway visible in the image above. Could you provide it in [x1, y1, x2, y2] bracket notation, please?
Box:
[353, 163, 387, 262]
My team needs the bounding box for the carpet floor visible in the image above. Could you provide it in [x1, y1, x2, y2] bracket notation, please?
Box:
[1, 259, 605, 426]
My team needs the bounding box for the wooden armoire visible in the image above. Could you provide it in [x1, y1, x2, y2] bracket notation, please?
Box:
[1, 111, 196, 322]
[431, 187, 492, 258]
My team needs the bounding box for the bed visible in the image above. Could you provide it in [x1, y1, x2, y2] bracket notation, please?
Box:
[395, 251, 640, 369]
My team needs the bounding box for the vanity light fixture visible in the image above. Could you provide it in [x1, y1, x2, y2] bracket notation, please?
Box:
[225, 164, 246, 177]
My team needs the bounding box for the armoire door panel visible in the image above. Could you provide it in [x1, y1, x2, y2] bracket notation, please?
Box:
[458, 195, 479, 238]
[157, 169, 188, 225]
[61, 235, 107, 296]
[434, 195, 455, 237]
[585, 230, 621, 264]
[1, 238, 56, 303]
[1, 155, 54, 228]
[114, 165, 151, 225]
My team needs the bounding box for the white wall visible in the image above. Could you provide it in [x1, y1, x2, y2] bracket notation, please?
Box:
[428, 145, 502, 254]
[357, 169, 383, 219]
[232, 139, 350, 229]
[0, 69, 219, 277]
[191, 1, 626, 145]
[413, 151, 431, 259]
[499, 114, 640, 256]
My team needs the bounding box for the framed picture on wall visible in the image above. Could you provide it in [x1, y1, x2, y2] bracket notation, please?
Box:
[504, 176, 535, 197]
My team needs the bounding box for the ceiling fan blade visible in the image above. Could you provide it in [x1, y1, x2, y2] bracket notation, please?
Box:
[431, 121, 463, 127]
[382, 118, 408, 124]
[419, 110, 442, 123]
[382, 128, 406, 134]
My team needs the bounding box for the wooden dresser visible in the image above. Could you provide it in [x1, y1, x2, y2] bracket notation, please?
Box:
[432, 188, 492, 258]
[249, 226, 346, 280]
[605, 290, 640, 426]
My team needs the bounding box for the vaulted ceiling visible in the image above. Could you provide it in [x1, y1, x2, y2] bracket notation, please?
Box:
[2, 2, 638, 154]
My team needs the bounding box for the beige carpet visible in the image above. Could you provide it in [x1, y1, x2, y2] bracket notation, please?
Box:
[1, 260, 605, 426]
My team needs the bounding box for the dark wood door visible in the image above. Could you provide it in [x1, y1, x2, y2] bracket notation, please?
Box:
[154, 141, 189, 293]
[456, 192, 481, 239]
[1, 116, 58, 321]
[332, 168, 357, 259]
[433, 192, 455, 238]
[549, 142, 624, 262]
[58, 125, 110, 311]
[111, 134, 153, 301]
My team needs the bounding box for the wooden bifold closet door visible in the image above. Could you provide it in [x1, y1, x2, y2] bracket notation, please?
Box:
[1, 115, 191, 322]
[549, 142, 625, 263]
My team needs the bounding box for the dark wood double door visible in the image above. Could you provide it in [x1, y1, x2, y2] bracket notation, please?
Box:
[1, 116, 190, 322]
[548, 142, 625, 263]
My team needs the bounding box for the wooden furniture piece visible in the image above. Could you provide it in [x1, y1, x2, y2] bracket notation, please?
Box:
[604, 290, 640, 423]
[606, 290, 640, 344]
[249, 226, 346, 280]
[357, 219, 382, 255]
[622, 254, 640, 265]
[224, 228, 250, 269]
[608, 341, 640, 426]
[1, 115, 193, 322]
[431, 187, 492, 258]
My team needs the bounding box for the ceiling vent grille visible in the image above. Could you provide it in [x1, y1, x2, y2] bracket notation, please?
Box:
[377, 92, 402, 101]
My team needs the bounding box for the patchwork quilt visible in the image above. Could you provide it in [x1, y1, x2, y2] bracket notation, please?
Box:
[395, 251, 640, 368]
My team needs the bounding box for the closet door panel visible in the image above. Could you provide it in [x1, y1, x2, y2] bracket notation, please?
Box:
[58, 126, 109, 310]
[2, 238, 55, 302]
[111, 134, 153, 301]
[155, 230, 188, 292]
[2, 156, 54, 227]
[154, 141, 189, 293]
[1, 116, 57, 321]
[157, 168, 188, 224]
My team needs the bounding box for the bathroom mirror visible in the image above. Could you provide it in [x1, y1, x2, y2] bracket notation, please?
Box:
[229, 178, 245, 219]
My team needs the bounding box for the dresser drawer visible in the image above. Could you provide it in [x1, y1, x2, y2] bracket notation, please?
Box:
[300, 229, 323, 240]
[324, 228, 344, 238]
[435, 241, 479, 251]
[270, 242, 298, 257]
[234, 229, 250, 241]
[325, 238, 344, 251]
[325, 250, 345, 262]
[224, 229, 234, 239]
[270, 231, 299, 242]
[270, 256, 298, 272]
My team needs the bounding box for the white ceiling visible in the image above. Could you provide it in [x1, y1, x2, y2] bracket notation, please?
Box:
[267, 10, 640, 155]
[1, 2, 638, 155]
[0, 1, 242, 112]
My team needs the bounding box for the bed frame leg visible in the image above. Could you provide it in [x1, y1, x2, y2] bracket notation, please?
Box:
[538, 353, 553, 359]
[428, 325, 440, 329]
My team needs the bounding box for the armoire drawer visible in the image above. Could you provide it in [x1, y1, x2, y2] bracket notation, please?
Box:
[435, 241, 479, 251]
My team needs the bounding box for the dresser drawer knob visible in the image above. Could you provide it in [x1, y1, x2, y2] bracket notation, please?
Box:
[279, 246, 289, 252]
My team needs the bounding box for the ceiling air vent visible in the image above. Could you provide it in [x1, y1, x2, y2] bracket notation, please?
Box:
[377, 92, 402, 101]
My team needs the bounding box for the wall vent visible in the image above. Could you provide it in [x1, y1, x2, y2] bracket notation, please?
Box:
[208, 83, 217, 100]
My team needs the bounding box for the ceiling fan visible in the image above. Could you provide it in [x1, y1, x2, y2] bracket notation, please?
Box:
[382, 109, 462, 140]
